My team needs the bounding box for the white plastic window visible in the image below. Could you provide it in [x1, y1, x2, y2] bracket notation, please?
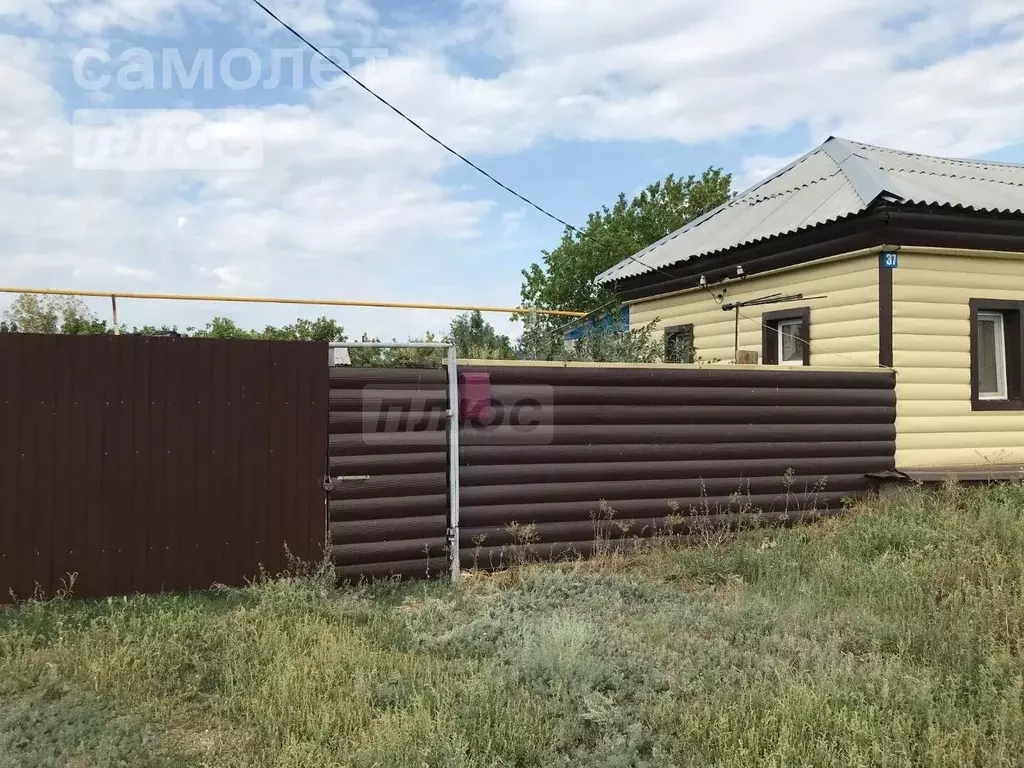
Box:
[977, 311, 1007, 400]
[777, 319, 804, 366]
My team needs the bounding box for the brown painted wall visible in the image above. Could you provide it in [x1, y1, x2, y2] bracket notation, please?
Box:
[329, 364, 896, 580]
[0, 334, 328, 602]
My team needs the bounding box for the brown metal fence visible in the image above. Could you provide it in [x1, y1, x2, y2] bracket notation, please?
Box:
[0, 334, 328, 602]
[329, 363, 897, 580]
[459, 365, 895, 569]
[328, 367, 450, 580]
[2, 346, 898, 597]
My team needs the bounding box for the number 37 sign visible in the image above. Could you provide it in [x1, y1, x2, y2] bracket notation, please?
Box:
[881, 252, 899, 269]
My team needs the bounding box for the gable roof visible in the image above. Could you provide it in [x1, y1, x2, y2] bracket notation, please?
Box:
[595, 136, 1024, 285]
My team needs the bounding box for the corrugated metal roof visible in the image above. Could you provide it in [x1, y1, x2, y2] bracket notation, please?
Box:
[596, 137, 1024, 284]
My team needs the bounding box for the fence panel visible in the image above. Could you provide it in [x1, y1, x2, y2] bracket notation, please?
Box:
[458, 365, 896, 570]
[327, 363, 896, 581]
[328, 367, 450, 580]
[0, 334, 328, 602]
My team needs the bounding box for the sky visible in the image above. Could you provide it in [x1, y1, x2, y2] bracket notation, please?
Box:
[2, 0, 1024, 341]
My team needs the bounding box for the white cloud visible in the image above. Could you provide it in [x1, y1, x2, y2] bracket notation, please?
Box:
[291, 0, 1024, 162]
[734, 154, 805, 194]
[207, 264, 244, 287]
[251, 0, 377, 37]
[0, 0, 60, 29]
[67, 0, 222, 35]
[0, 0, 379, 36]
[0, 38, 496, 337]
[0, 0, 223, 34]
[3, 0, 1024, 339]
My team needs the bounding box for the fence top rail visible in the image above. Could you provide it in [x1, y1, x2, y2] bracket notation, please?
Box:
[458, 359, 895, 373]
[330, 342, 454, 350]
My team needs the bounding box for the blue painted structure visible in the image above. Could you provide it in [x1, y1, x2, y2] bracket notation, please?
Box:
[563, 306, 630, 341]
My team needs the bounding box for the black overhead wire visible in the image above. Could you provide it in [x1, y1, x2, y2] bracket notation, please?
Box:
[246, 0, 688, 305]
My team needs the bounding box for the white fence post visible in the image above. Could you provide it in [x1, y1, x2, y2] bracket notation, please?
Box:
[445, 345, 461, 584]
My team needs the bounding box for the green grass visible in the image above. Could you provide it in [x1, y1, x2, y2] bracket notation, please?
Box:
[2, 482, 1023, 767]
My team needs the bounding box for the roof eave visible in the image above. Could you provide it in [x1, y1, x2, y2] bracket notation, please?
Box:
[610, 203, 1024, 303]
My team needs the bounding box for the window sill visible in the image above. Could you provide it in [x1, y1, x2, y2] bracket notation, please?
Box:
[972, 398, 1024, 412]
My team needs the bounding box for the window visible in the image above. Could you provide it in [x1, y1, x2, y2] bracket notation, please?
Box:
[970, 299, 1024, 410]
[664, 324, 694, 364]
[777, 319, 804, 366]
[976, 312, 1006, 399]
[761, 308, 810, 366]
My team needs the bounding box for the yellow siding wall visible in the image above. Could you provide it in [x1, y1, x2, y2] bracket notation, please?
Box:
[629, 254, 880, 367]
[894, 251, 1024, 468]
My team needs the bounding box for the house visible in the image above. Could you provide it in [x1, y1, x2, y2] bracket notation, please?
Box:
[595, 136, 1024, 471]
[562, 307, 630, 350]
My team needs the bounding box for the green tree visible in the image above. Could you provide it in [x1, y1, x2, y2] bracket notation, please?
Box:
[131, 325, 182, 337]
[186, 317, 256, 340]
[345, 332, 447, 369]
[348, 313, 515, 368]
[519, 168, 732, 317]
[62, 315, 111, 335]
[1, 294, 105, 334]
[445, 311, 514, 360]
[187, 316, 347, 342]
[263, 317, 347, 343]
[518, 311, 664, 363]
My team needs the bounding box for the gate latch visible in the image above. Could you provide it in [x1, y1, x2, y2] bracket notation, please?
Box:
[323, 475, 370, 491]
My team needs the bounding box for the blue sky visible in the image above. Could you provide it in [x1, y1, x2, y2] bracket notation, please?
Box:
[2, 0, 1024, 340]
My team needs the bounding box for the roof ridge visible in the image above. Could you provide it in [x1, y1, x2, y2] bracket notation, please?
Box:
[741, 168, 845, 205]
[844, 137, 1024, 170]
[886, 166, 1024, 188]
[720, 144, 830, 203]
[821, 136, 902, 206]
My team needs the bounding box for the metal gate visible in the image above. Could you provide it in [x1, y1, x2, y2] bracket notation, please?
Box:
[325, 343, 461, 583]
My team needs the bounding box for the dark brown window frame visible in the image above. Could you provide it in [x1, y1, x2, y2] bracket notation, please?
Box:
[878, 253, 894, 368]
[761, 307, 811, 366]
[969, 298, 1024, 411]
[664, 323, 695, 364]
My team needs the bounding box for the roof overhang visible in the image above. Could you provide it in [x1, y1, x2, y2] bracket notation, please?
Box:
[606, 203, 1024, 303]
